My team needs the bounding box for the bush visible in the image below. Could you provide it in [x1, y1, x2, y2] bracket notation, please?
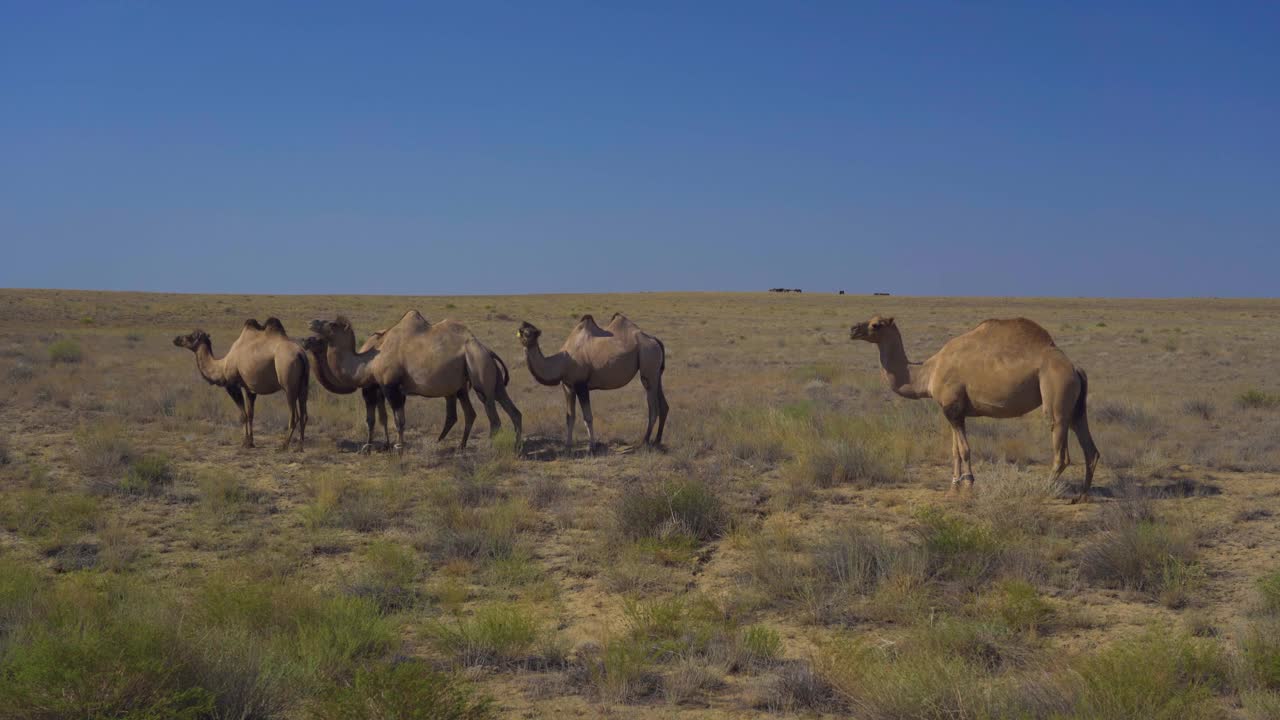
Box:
[47, 339, 82, 364]
[717, 407, 807, 464]
[310, 661, 492, 720]
[302, 472, 408, 532]
[754, 660, 840, 713]
[1067, 632, 1228, 719]
[1094, 400, 1160, 431]
[427, 499, 530, 563]
[0, 490, 100, 540]
[348, 541, 419, 613]
[913, 507, 1011, 585]
[426, 603, 541, 667]
[1182, 398, 1216, 421]
[1080, 502, 1202, 607]
[1242, 620, 1280, 692]
[615, 477, 726, 544]
[739, 624, 783, 667]
[198, 470, 256, 516]
[120, 455, 174, 496]
[1239, 390, 1280, 410]
[799, 438, 903, 489]
[1259, 571, 1280, 616]
[73, 421, 133, 477]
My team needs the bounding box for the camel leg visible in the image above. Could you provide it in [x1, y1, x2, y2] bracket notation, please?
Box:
[563, 384, 577, 450]
[385, 384, 407, 456]
[1071, 411, 1101, 505]
[654, 385, 669, 446]
[281, 387, 298, 451]
[949, 425, 963, 490]
[457, 390, 476, 451]
[575, 384, 596, 450]
[438, 395, 459, 443]
[226, 386, 250, 448]
[296, 388, 307, 451]
[481, 389, 502, 438]
[642, 387, 657, 446]
[956, 418, 974, 488]
[377, 391, 390, 449]
[244, 391, 258, 448]
[1048, 415, 1070, 484]
[495, 382, 523, 448]
[361, 386, 381, 454]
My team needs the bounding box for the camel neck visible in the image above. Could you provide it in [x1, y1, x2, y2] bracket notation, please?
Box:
[308, 349, 357, 394]
[524, 343, 566, 387]
[326, 340, 376, 388]
[878, 327, 930, 399]
[194, 341, 228, 385]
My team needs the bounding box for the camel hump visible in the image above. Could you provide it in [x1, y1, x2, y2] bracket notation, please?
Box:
[975, 317, 1055, 345]
[579, 314, 597, 325]
[263, 317, 287, 335]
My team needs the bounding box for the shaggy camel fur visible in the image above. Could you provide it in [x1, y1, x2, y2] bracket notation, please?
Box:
[850, 316, 1100, 502]
[308, 311, 521, 454]
[173, 318, 309, 450]
[517, 314, 668, 449]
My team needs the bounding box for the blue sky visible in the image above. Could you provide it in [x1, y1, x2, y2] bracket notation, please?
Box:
[2, 2, 1276, 297]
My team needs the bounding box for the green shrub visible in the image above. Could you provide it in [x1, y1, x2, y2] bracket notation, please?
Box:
[427, 499, 529, 563]
[1259, 571, 1280, 616]
[73, 421, 133, 477]
[717, 407, 808, 464]
[426, 603, 541, 667]
[615, 477, 726, 543]
[989, 579, 1054, 634]
[348, 541, 419, 613]
[799, 438, 903, 489]
[1239, 389, 1280, 410]
[913, 507, 1008, 584]
[198, 469, 256, 516]
[1242, 620, 1280, 691]
[1080, 503, 1202, 607]
[0, 490, 100, 539]
[120, 454, 174, 495]
[47, 339, 82, 364]
[310, 661, 492, 720]
[739, 625, 783, 667]
[1068, 632, 1228, 719]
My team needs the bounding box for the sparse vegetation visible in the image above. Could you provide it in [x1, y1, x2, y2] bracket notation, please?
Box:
[3, 289, 1280, 717]
[1239, 389, 1280, 410]
[47, 338, 83, 364]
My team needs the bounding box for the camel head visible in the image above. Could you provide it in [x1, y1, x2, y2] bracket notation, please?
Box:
[308, 316, 357, 350]
[299, 335, 327, 355]
[850, 315, 895, 343]
[172, 329, 210, 352]
[516, 321, 542, 348]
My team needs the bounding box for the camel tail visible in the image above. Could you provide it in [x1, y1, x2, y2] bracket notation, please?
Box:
[654, 336, 666, 376]
[1073, 368, 1088, 424]
[491, 350, 511, 387]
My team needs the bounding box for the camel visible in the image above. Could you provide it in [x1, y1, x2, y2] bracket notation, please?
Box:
[849, 315, 1100, 502]
[173, 318, 309, 450]
[307, 311, 521, 454]
[300, 334, 391, 453]
[516, 314, 668, 449]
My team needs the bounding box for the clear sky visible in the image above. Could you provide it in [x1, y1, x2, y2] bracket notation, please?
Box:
[2, 2, 1276, 297]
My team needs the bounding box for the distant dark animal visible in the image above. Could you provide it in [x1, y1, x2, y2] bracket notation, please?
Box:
[874, 292, 891, 296]
[838, 290, 846, 295]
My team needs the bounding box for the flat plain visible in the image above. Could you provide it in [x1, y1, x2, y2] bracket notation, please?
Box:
[2, 288, 1280, 719]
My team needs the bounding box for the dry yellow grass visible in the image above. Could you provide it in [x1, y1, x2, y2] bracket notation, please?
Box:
[2, 288, 1280, 718]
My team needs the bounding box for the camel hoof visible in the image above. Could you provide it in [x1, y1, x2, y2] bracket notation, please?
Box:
[1071, 493, 1090, 505]
[359, 443, 374, 455]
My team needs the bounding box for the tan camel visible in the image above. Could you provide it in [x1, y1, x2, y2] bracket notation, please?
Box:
[173, 318, 309, 450]
[301, 334, 390, 452]
[307, 311, 521, 454]
[849, 315, 1100, 502]
[516, 314, 668, 449]
[302, 332, 472, 454]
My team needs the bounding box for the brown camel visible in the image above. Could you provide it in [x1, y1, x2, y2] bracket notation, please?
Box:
[308, 311, 521, 454]
[173, 318, 309, 450]
[301, 332, 472, 454]
[300, 334, 390, 453]
[849, 315, 1100, 502]
[516, 314, 668, 449]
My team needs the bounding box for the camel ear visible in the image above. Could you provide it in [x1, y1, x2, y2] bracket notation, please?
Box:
[883, 317, 895, 327]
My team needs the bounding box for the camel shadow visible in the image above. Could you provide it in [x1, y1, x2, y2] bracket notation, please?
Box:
[518, 436, 647, 461]
[1063, 476, 1222, 501]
